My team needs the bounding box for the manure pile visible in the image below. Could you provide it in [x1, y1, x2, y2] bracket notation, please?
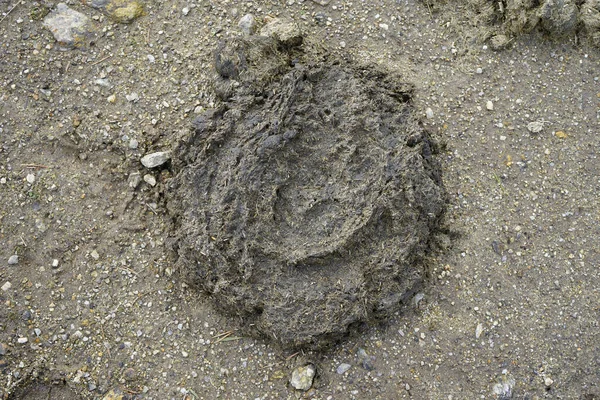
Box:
[169, 32, 445, 349]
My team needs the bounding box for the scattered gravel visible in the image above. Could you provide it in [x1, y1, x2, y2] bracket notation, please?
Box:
[0, 0, 598, 398]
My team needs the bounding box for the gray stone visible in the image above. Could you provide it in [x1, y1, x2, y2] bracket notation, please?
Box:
[336, 363, 351, 375]
[259, 18, 302, 46]
[357, 348, 375, 371]
[8, 255, 18, 265]
[492, 375, 515, 399]
[144, 174, 157, 187]
[129, 138, 139, 149]
[128, 172, 142, 189]
[290, 364, 316, 391]
[141, 151, 171, 168]
[238, 14, 256, 36]
[43, 3, 91, 48]
[126, 92, 139, 102]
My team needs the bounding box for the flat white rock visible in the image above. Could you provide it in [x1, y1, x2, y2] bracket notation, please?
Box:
[141, 151, 171, 168]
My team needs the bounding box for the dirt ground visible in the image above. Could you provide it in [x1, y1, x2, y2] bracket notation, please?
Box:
[1, 0, 599, 399]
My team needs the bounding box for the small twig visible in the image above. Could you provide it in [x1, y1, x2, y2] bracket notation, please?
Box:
[91, 55, 112, 66]
[214, 332, 234, 344]
[286, 352, 300, 361]
[21, 163, 50, 169]
[144, 203, 157, 215]
[119, 266, 139, 276]
[0, 1, 21, 24]
[212, 330, 234, 339]
[122, 386, 142, 394]
[219, 336, 242, 343]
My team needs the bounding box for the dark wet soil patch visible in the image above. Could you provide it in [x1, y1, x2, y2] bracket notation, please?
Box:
[169, 35, 446, 349]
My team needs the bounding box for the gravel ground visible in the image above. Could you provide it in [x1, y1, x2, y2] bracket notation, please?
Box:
[1, 0, 599, 399]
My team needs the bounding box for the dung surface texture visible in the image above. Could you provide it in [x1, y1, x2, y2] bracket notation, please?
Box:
[170, 36, 446, 349]
[424, 0, 600, 47]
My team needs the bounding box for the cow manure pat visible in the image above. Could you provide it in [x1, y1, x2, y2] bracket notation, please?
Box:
[168, 33, 446, 349]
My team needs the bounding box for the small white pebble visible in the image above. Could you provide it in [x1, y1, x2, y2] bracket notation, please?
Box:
[17, 337, 28, 344]
[544, 377, 553, 387]
[8, 255, 19, 265]
[486, 100, 494, 111]
[182, 7, 190, 15]
[91, 250, 100, 260]
[425, 107, 434, 119]
[126, 93, 139, 102]
[1, 281, 11, 291]
[52, 259, 60, 268]
[129, 138, 139, 149]
[476, 67, 483, 74]
[144, 174, 157, 187]
[379, 23, 389, 31]
[475, 323, 483, 339]
[26, 174, 35, 184]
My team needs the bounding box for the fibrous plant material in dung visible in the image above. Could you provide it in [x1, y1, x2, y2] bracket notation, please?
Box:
[169, 33, 446, 349]
[425, 0, 600, 47]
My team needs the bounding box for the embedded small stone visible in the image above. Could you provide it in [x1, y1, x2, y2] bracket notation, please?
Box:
[238, 14, 256, 35]
[88, 0, 145, 24]
[259, 18, 302, 46]
[144, 174, 157, 187]
[141, 151, 171, 168]
[43, 3, 92, 48]
[290, 364, 316, 391]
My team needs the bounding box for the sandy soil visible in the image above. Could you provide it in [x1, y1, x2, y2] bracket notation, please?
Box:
[1, 0, 599, 399]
